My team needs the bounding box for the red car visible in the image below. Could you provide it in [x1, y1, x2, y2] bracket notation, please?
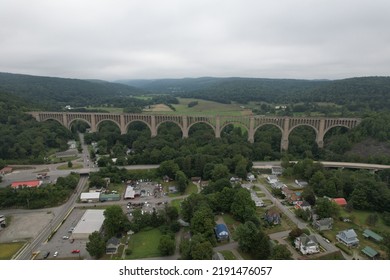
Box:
[71, 249, 80, 254]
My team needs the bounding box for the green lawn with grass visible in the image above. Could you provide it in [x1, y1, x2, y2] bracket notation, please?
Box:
[219, 250, 237, 260]
[0, 242, 25, 260]
[57, 163, 84, 170]
[126, 228, 162, 259]
[171, 199, 183, 214]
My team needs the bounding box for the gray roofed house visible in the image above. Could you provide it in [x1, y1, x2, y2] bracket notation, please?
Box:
[313, 217, 333, 231]
[336, 229, 359, 247]
[106, 237, 121, 254]
[294, 233, 320, 255]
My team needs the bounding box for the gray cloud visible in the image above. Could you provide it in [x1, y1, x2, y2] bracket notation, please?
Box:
[1, 0, 390, 80]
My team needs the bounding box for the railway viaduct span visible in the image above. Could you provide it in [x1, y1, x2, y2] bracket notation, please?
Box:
[28, 112, 361, 151]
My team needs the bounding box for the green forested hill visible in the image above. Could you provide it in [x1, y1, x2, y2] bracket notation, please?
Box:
[119, 76, 390, 112]
[0, 72, 145, 110]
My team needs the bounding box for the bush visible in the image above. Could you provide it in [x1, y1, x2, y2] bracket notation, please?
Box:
[125, 249, 132, 256]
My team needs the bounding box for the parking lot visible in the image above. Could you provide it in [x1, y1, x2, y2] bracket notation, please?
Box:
[38, 208, 91, 260]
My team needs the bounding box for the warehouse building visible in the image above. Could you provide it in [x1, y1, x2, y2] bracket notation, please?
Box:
[71, 210, 105, 239]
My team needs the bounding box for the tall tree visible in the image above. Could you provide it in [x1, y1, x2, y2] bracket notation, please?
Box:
[86, 231, 106, 259]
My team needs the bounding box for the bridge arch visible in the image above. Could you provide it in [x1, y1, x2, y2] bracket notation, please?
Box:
[187, 121, 216, 134]
[125, 119, 152, 135]
[254, 123, 283, 135]
[40, 117, 64, 127]
[219, 122, 249, 135]
[323, 124, 352, 137]
[68, 118, 92, 131]
[155, 120, 184, 137]
[96, 119, 121, 132]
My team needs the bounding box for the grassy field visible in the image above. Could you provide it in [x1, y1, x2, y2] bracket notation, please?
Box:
[146, 98, 252, 116]
[126, 228, 162, 259]
[0, 242, 25, 260]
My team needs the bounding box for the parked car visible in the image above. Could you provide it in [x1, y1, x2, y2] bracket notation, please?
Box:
[71, 249, 80, 254]
[43, 252, 50, 259]
[62, 235, 69, 239]
[53, 251, 58, 257]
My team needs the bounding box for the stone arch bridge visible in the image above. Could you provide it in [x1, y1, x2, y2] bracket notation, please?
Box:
[28, 112, 361, 151]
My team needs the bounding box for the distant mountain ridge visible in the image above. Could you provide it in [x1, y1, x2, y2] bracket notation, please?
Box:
[118, 76, 390, 110]
[0, 72, 145, 110]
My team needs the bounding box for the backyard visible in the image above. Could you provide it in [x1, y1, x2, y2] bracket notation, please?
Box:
[125, 228, 162, 259]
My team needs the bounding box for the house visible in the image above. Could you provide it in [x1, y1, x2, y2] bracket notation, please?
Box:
[282, 186, 302, 205]
[11, 180, 42, 189]
[191, 177, 201, 183]
[295, 180, 308, 188]
[271, 166, 283, 175]
[168, 186, 178, 193]
[332, 198, 347, 207]
[264, 209, 281, 225]
[336, 229, 359, 247]
[215, 224, 229, 241]
[267, 175, 278, 184]
[362, 229, 383, 243]
[106, 237, 121, 254]
[313, 218, 333, 231]
[295, 201, 312, 211]
[295, 233, 320, 255]
[271, 181, 285, 189]
[251, 192, 265, 207]
[247, 173, 255, 182]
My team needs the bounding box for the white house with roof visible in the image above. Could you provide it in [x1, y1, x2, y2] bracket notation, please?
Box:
[294, 233, 320, 255]
[336, 229, 359, 247]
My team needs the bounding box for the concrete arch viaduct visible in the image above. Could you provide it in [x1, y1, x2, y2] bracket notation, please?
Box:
[28, 112, 361, 151]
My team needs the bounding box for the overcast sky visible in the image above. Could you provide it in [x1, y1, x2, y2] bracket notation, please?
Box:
[1, 0, 390, 80]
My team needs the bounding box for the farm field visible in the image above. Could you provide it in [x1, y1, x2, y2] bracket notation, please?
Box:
[145, 98, 252, 116]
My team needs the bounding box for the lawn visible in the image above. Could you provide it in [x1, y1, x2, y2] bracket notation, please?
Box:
[171, 199, 183, 214]
[219, 250, 237, 260]
[222, 213, 241, 240]
[126, 228, 162, 259]
[57, 163, 84, 170]
[0, 242, 25, 260]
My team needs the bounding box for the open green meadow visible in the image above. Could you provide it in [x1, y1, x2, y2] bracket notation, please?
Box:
[0, 242, 25, 260]
[126, 228, 162, 259]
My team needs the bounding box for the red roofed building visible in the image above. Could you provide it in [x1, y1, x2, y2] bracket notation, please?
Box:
[11, 180, 42, 189]
[332, 198, 347, 207]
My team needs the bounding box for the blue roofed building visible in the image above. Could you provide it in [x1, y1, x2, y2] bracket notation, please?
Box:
[215, 224, 229, 241]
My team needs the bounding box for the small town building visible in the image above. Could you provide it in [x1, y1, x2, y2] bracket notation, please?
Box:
[71, 209, 105, 240]
[124, 185, 135, 199]
[271, 166, 283, 175]
[295, 233, 320, 255]
[80, 192, 100, 203]
[11, 180, 42, 189]
[332, 198, 347, 207]
[106, 237, 121, 254]
[264, 209, 281, 225]
[100, 193, 120, 202]
[362, 229, 383, 243]
[313, 218, 333, 231]
[215, 224, 229, 241]
[336, 229, 359, 247]
[267, 175, 278, 184]
[295, 179, 308, 188]
[361, 246, 379, 259]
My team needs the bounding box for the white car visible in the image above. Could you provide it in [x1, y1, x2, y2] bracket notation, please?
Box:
[53, 251, 58, 257]
[62, 236, 69, 240]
